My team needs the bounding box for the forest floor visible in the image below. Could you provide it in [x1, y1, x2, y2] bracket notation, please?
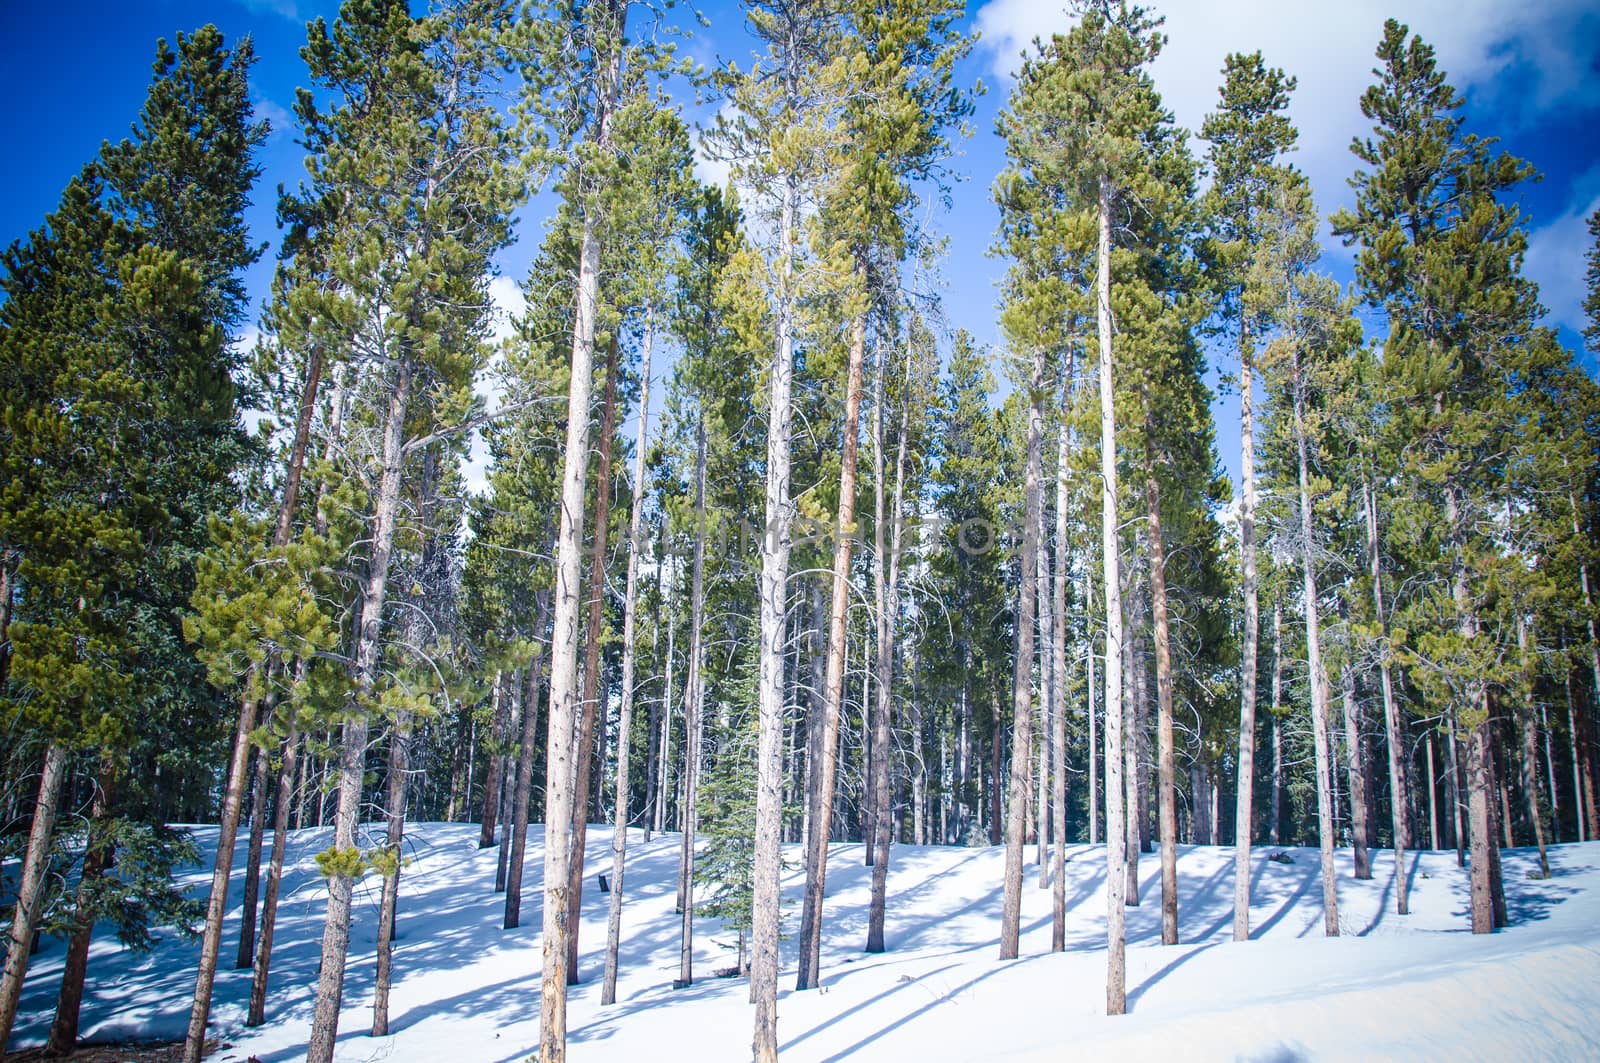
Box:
[8, 822, 1600, 1061]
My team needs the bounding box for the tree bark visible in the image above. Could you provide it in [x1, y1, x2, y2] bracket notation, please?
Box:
[999, 343, 1045, 961]
[1050, 353, 1073, 951]
[1339, 662, 1372, 880]
[1144, 419, 1178, 947]
[676, 415, 709, 986]
[234, 743, 271, 971]
[567, 335, 621, 983]
[247, 708, 301, 1027]
[867, 333, 911, 953]
[1095, 174, 1128, 1015]
[371, 708, 411, 1035]
[602, 309, 654, 1005]
[751, 166, 800, 1063]
[1233, 322, 1260, 941]
[507, 607, 551, 926]
[45, 760, 115, 1056]
[1364, 476, 1409, 912]
[1291, 341, 1338, 938]
[798, 308, 867, 989]
[480, 671, 509, 848]
[1269, 605, 1283, 846]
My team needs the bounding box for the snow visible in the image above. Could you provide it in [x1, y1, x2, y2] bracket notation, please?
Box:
[10, 824, 1600, 1060]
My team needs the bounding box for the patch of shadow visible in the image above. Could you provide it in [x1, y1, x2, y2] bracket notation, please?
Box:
[1237, 1042, 1309, 1063]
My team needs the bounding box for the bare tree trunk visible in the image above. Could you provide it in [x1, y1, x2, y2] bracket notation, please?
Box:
[1095, 174, 1128, 1015]
[602, 310, 655, 1005]
[1035, 483, 1052, 884]
[184, 344, 323, 1063]
[1363, 477, 1409, 911]
[1568, 664, 1590, 842]
[991, 689, 1003, 846]
[234, 743, 272, 970]
[656, 566, 676, 837]
[1339, 663, 1372, 880]
[507, 605, 551, 926]
[1291, 343, 1338, 938]
[999, 343, 1045, 961]
[1233, 323, 1260, 941]
[1144, 420, 1178, 947]
[867, 333, 911, 953]
[497, 671, 522, 894]
[1269, 605, 1283, 846]
[676, 416, 709, 987]
[1051, 355, 1073, 950]
[1519, 697, 1550, 878]
[480, 671, 509, 848]
[1448, 717, 1465, 865]
[1433, 736, 1446, 851]
[1124, 593, 1142, 904]
[306, 354, 411, 1063]
[567, 336, 621, 983]
[247, 708, 301, 1027]
[1087, 574, 1098, 847]
[45, 760, 115, 1056]
[751, 167, 800, 1063]
[372, 705, 413, 1035]
[797, 308, 867, 989]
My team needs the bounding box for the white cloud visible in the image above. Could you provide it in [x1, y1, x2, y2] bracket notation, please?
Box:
[234, 0, 300, 20]
[1525, 171, 1600, 339]
[251, 93, 296, 142]
[973, 0, 1598, 225]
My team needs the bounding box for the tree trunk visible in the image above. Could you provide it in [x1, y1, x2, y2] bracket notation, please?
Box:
[507, 607, 551, 926]
[1144, 420, 1178, 947]
[45, 760, 115, 1056]
[184, 344, 323, 1063]
[999, 343, 1045, 961]
[797, 307, 867, 989]
[480, 671, 509, 848]
[1269, 605, 1283, 846]
[1233, 324, 1260, 941]
[1568, 666, 1590, 842]
[1467, 718, 1495, 934]
[1051, 354, 1073, 951]
[371, 709, 411, 1035]
[1087, 573, 1098, 848]
[1426, 733, 1439, 851]
[1124, 593, 1143, 904]
[656, 568, 676, 837]
[867, 332, 912, 953]
[305, 351, 411, 1063]
[567, 335, 621, 983]
[751, 167, 800, 1063]
[1291, 343, 1338, 938]
[676, 415, 709, 987]
[247, 708, 301, 1027]
[1519, 699, 1550, 878]
[602, 310, 654, 1005]
[234, 743, 271, 971]
[1095, 174, 1128, 1015]
[1364, 476, 1409, 912]
[1448, 717, 1465, 865]
[1035, 487, 1052, 885]
[496, 670, 521, 894]
[1339, 663, 1372, 880]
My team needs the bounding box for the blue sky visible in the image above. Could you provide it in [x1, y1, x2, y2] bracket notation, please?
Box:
[2, 0, 1597, 489]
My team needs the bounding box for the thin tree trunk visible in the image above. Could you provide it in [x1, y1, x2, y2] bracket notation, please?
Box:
[1291, 342, 1338, 938]
[507, 605, 551, 926]
[234, 743, 271, 970]
[751, 165, 800, 1063]
[567, 336, 621, 983]
[1233, 323, 1260, 941]
[1448, 717, 1465, 865]
[1426, 733, 1439, 851]
[999, 343, 1045, 961]
[676, 415, 709, 987]
[184, 345, 323, 1063]
[1087, 576, 1098, 847]
[306, 353, 411, 1063]
[1568, 664, 1589, 842]
[1095, 174, 1128, 1015]
[1339, 662, 1372, 880]
[1364, 476, 1409, 911]
[1036, 487, 1052, 884]
[656, 565, 676, 837]
[867, 333, 912, 953]
[480, 671, 509, 848]
[603, 309, 654, 1005]
[539, 8, 623, 1055]
[1144, 419, 1178, 947]
[1051, 353, 1073, 951]
[1124, 592, 1142, 904]
[371, 708, 412, 1035]
[1448, 482, 1500, 935]
[497, 670, 521, 894]
[797, 307, 867, 989]
[1519, 696, 1550, 878]
[247, 708, 301, 1027]
[45, 760, 116, 1056]
[1269, 605, 1283, 846]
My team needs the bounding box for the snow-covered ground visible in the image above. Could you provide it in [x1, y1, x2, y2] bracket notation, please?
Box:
[10, 823, 1600, 1060]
